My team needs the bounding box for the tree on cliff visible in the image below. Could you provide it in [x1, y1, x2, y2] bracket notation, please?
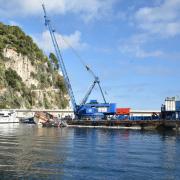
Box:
[0, 22, 68, 109]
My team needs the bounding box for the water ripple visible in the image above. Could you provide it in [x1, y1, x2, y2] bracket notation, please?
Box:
[0, 125, 179, 179]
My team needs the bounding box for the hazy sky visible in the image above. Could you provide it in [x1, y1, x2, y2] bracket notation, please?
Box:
[0, 0, 180, 110]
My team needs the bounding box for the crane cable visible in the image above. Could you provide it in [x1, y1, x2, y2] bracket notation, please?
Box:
[47, 17, 107, 102]
[41, 2, 94, 77]
[57, 31, 95, 77]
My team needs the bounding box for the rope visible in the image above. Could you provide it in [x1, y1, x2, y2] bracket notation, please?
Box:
[60, 35, 89, 70]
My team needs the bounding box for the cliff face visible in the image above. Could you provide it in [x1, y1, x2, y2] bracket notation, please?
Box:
[0, 22, 69, 109]
[3, 48, 38, 87]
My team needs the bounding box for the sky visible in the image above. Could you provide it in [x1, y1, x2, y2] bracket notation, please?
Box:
[0, 0, 180, 110]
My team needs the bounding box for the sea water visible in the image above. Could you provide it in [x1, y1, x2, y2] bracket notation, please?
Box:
[0, 124, 179, 180]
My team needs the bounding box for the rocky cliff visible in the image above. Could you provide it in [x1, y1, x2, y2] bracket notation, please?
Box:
[0, 22, 69, 109]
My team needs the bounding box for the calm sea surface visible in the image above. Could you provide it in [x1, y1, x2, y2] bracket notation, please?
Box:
[0, 124, 180, 180]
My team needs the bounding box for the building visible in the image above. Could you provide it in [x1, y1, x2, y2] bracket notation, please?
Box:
[161, 96, 180, 120]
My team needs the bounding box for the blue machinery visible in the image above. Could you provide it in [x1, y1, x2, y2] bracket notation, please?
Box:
[42, 4, 116, 119]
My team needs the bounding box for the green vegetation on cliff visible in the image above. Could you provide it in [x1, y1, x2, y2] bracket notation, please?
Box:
[0, 22, 68, 109]
[0, 22, 44, 62]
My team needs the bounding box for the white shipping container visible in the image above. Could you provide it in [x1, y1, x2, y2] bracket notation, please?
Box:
[165, 99, 176, 111]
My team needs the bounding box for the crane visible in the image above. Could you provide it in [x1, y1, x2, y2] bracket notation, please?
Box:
[79, 65, 107, 106]
[42, 4, 77, 113]
[42, 4, 116, 119]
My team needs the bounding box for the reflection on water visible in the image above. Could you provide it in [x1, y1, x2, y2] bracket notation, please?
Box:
[0, 124, 70, 179]
[0, 124, 180, 179]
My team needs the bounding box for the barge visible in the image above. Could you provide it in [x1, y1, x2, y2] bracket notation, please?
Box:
[66, 119, 180, 130]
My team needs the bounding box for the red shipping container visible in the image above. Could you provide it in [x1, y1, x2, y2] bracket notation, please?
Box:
[116, 108, 130, 115]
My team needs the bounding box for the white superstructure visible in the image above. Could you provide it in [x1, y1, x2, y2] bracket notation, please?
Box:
[165, 97, 176, 111]
[164, 97, 180, 111]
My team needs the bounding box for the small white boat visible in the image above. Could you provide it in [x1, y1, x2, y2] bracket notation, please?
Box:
[0, 110, 18, 123]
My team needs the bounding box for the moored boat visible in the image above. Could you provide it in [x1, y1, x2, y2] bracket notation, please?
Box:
[0, 110, 18, 123]
[19, 117, 35, 124]
[34, 111, 67, 127]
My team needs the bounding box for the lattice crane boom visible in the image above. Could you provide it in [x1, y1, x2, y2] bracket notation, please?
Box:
[42, 4, 77, 112]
